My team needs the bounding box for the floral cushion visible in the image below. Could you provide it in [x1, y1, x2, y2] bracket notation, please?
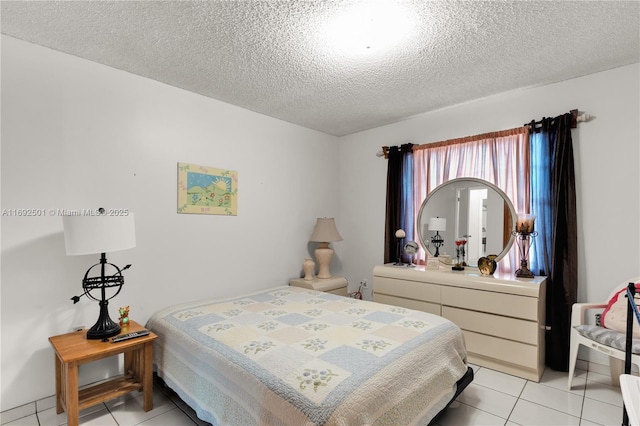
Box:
[575, 324, 640, 354]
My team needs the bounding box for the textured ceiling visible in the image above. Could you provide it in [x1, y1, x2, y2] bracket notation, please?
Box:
[1, 1, 639, 136]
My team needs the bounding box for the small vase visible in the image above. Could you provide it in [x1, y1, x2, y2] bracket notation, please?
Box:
[478, 255, 498, 276]
[303, 258, 315, 281]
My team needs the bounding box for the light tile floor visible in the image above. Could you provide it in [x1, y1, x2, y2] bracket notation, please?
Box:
[1, 365, 628, 426]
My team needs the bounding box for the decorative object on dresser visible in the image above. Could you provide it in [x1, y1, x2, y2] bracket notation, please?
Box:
[478, 255, 498, 276]
[513, 213, 537, 278]
[309, 217, 342, 279]
[427, 217, 446, 257]
[394, 228, 405, 265]
[373, 264, 546, 381]
[63, 210, 136, 340]
[459, 238, 468, 266]
[452, 238, 467, 270]
[403, 240, 419, 266]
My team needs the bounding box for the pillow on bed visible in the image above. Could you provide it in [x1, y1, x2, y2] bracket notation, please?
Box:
[601, 282, 640, 338]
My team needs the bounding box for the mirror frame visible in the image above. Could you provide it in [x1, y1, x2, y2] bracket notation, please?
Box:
[417, 177, 517, 266]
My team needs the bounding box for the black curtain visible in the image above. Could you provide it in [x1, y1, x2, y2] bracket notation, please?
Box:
[531, 113, 578, 371]
[384, 144, 412, 264]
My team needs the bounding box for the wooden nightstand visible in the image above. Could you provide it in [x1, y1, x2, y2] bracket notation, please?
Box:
[289, 275, 348, 296]
[48, 320, 157, 426]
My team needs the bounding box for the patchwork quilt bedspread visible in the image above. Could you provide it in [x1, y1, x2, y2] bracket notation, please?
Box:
[146, 286, 468, 426]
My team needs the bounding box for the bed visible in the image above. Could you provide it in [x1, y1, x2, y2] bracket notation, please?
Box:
[146, 286, 472, 425]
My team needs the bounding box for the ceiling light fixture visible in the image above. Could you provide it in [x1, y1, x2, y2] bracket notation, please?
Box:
[322, 2, 417, 56]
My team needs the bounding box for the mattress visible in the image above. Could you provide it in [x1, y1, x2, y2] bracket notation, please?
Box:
[146, 286, 469, 425]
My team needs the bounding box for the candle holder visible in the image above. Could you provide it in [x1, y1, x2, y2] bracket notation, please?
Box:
[514, 214, 537, 278]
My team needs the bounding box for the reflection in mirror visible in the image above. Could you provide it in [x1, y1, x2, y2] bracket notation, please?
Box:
[427, 217, 446, 256]
[417, 178, 516, 267]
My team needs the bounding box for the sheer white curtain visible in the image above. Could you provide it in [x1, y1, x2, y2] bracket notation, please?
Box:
[412, 127, 530, 273]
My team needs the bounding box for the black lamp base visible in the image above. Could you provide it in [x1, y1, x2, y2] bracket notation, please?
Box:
[86, 300, 121, 340]
[432, 231, 443, 257]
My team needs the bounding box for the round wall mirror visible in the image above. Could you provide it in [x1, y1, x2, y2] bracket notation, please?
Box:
[417, 178, 516, 267]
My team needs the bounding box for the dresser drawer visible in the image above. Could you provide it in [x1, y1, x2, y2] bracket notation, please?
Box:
[441, 286, 538, 320]
[374, 293, 441, 316]
[374, 277, 441, 304]
[442, 306, 538, 345]
[463, 330, 539, 369]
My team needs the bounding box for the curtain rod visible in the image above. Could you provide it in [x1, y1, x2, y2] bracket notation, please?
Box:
[376, 108, 595, 158]
[526, 109, 595, 130]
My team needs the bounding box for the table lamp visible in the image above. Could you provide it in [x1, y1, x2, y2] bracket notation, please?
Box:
[428, 217, 446, 257]
[309, 218, 342, 279]
[63, 210, 136, 340]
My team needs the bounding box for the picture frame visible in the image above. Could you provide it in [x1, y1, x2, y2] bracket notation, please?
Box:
[177, 162, 238, 215]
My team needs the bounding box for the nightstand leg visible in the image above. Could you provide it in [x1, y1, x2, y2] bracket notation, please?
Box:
[142, 342, 153, 411]
[65, 362, 79, 426]
[54, 354, 63, 414]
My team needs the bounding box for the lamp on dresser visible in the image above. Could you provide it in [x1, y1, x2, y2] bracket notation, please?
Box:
[309, 217, 343, 279]
[428, 217, 446, 257]
[63, 209, 135, 340]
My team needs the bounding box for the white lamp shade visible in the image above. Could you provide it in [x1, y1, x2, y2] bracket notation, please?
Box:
[309, 218, 343, 243]
[428, 217, 446, 232]
[63, 213, 136, 255]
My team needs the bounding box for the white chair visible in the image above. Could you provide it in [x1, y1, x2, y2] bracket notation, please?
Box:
[568, 277, 640, 390]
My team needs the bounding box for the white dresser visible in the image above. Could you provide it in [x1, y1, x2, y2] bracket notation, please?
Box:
[373, 264, 546, 381]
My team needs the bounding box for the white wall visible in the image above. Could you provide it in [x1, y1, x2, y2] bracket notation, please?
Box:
[339, 64, 640, 318]
[0, 35, 341, 411]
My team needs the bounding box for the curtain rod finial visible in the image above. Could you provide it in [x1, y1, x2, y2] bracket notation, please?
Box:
[577, 112, 596, 123]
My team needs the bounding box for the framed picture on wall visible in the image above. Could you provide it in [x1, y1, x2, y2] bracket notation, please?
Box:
[177, 162, 238, 215]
